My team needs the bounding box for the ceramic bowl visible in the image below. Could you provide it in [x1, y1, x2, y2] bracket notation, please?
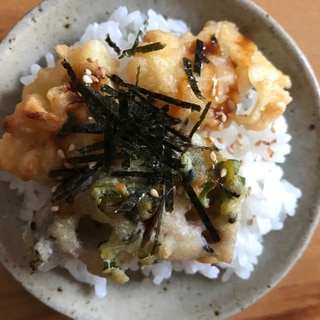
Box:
[0, 0, 319, 319]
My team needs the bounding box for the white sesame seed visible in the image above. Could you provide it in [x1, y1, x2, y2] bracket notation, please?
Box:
[220, 113, 227, 123]
[246, 91, 253, 99]
[247, 186, 252, 196]
[209, 151, 217, 163]
[267, 147, 274, 158]
[262, 140, 271, 146]
[271, 125, 276, 133]
[227, 145, 235, 154]
[64, 161, 73, 169]
[255, 140, 262, 147]
[247, 218, 253, 226]
[150, 188, 160, 199]
[90, 75, 100, 83]
[51, 205, 60, 212]
[227, 100, 236, 111]
[236, 138, 243, 146]
[88, 162, 97, 169]
[216, 111, 227, 123]
[176, 186, 184, 195]
[82, 74, 93, 84]
[217, 137, 224, 144]
[271, 138, 278, 144]
[237, 133, 243, 139]
[50, 185, 58, 193]
[99, 67, 107, 78]
[87, 57, 94, 63]
[84, 68, 92, 75]
[68, 143, 76, 152]
[88, 116, 95, 123]
[172, 185, 177, 196]
[57, 149, 65, 159]
[220, 168, 228, 178]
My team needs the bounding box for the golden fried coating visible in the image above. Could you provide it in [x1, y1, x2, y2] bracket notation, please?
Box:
[126, 21, 291, 131]
[0, 40, 117, 184]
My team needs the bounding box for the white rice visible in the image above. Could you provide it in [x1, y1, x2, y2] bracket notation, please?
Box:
[2, 6, 301, 297]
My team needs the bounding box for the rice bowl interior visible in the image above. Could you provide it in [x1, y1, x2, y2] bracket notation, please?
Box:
[0, 0, 319, 319]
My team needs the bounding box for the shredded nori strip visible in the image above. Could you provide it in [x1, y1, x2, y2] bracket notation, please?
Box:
[203, 244, 214, 253]
[193, 39, 210, 76]
[52, 162, 102, 202]
[105, 34, 121, 55]
[76, 141, 105, 154]
[106, 21, 165, 59]
[57, 112, 77, 139]
[70, 123, 103, 134]
[49, 167, 87, 178]
[218, 181, 241, 198]
[181, 172, 220, 242]
[211, 34, 218, 46]
[189, 101, 212, 138]
[54, 59, 224, 244]
[183, 57, 204, 100]
[68, 153, 105, 164]
[119, 42, 166, 58]
[108, 74, 201, 111]
[111, 171, 155, 178]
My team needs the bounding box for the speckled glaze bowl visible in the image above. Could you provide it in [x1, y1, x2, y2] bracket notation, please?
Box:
[0, 0, 319, 319]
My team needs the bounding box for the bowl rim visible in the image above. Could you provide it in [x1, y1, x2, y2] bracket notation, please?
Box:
[0, 0, 320, 319]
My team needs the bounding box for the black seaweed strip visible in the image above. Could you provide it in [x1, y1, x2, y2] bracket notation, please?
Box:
[193, 39, 211, 76]
[63, 61, 119, 125]
[68, 153, 105, 164]
[111, 171, 154, 178]
[119, 42, 166, 58]
[116, 182, 154, 213]
[52, 162, 102, 202]
[105, 34, 121, 55]
[132, 20, 147, 48]
[189, 101, 212, 138]
[218, 181, 241, 198]
[163, 139, 184, 153]
[117, 20, 147, 58]
[183, 57, 204, 100]
[71, 123, 103, 134]
[100, 84, 119, 97]
[57, 112, 77, 139]
[110, 74, 201, 111]
[211, 34, 218, 45]
[60, 60, 222, 244]
[119, 140, 179, 179]
[103, 125, 116, 168]
[181, 173, 221, 242]
[164, 167, 174, 212]
[76, 141, 105, 154]
[48, 167, 86, 178]
[151, 199, 164, 255]
[194, 39, 203, 76]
